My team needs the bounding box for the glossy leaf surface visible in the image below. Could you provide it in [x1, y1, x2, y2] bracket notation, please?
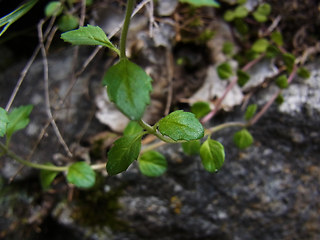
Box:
[158, 110, 204, 141]
[233, 129, 253, 149]
[67, 162, 96, 188]
[107, 134, 142, 176]
[103, 59, 152, 120]
[138, 151, 167, 177]
[182, 140, 201, 156]
[200, 138, 225, 172]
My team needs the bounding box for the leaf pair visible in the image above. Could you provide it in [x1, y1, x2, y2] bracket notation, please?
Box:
[62, 25, 152, 121]
[181, 137, 225, 173]
[107, 109, 205, 176]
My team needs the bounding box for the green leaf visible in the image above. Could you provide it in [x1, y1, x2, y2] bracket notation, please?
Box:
[6, 105, 33, 139]
[297, 67, 311, 79]
[182, 140, 201, 156]
[234, 6, 249, 18]
[234, 19, 248, 35]
[252, 38, 269, 53]
[0, 0, 38, 37]
[233, 128, 253, 149]
[282, 53, 295, 72]
[40, 163, 59, 190]
[266, 45, 280, 58]
[200, 138, 225, 172]
[58, 14, 79, 32]
[179, 0, 220, 8]
[61, 25, 120, 55]
[237, 69, 250, 87]
[252, 3, 271, 22]
[217, 62, 233, 79]
[246, 49, 261, 61]
[107, 134, 142, 176]
[244, 104, 257, 121]
[237, 0, 247, 4]
[67, 162, 96, 188]
[252, 12, 267, 22]
[158, 110, 204, 141]
[224, 10, 235, 22]
[222, 42, 234, 55]
[271, 31, 283, 46]
[138, 151, 167, 177]
[86, 0, 93, 6]
[0, 107, 8, 137]
[45, 1, 63, 17]
[275, 75, 289, 89]
[276, 94, 284, 105]
[123, 121, 143, 136]
[103, 59, 152, 120]
[191, 101, 211, 119]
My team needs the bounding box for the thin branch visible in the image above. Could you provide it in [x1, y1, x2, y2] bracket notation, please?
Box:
[206, 122, 247, 136]
[201, 54, 265, 124]
[147, 0, 155, 38]
[5, 17, 57, 111]
[249, 65, 298, 125]
[108, 0, 151, 38]
[0, 142, 67, 172]
[38, 20, 73, 157]
[164, 49, 174, 116]
[79, 0, 86, 27]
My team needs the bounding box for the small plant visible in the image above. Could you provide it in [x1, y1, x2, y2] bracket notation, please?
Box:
[0, 0, 312, 190]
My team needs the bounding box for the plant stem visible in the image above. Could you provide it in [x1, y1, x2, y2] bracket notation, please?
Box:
[138, 119, 177, 143]
[0, 142, 68, 172]
[120, 0, 135, 59]
[206, 122, 247, 136]
[201, 54, 265, 124]
[141, 141, 167, 154]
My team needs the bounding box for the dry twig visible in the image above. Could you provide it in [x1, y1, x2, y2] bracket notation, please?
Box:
[38, 20, 73, 157]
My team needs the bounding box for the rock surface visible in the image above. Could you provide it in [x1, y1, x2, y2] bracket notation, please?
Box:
[0, 1, 320, 239]
[2, 55, 319, 240]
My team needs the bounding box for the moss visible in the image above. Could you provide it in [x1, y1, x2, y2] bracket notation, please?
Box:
[70, 173, 128, 231]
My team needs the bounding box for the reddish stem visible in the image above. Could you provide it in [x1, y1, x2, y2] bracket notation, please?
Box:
[201, 54, 265, 124]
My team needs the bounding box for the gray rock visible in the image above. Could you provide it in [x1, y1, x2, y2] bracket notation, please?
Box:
[0, 48, 105, 179]
[156, 0, 179, 17]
